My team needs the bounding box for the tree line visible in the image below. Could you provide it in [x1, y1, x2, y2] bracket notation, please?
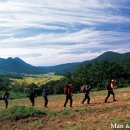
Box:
[0, 61, 130, 97]
[41, 61, 130, 94]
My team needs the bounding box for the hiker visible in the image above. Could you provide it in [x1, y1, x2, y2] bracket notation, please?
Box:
[42, 89, 48, 108]
[104, 79, 117, 103]
[64, 82, 73, 108]
[3, 91, 10, 109]
[81, 85, 91, 104]
[29, 92, 36, 107]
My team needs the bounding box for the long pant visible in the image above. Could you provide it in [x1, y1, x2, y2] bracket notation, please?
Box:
[5, 100, 8, 109]
[82, 94, 90, 104]
[30, 99, 35, 107]
[105, 90, 116, 102]
[44, 96, 48, 107]
[64, 95, 72, 107]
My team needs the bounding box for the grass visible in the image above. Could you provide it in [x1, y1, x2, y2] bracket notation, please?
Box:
[0, 105, 91, 121]
[0, 87, 129, 130]
[0, 106, 47, 121]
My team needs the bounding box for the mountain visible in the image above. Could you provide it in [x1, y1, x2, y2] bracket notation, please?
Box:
[0, 57, 46, 74]
[40, 62, 80, 75]
[0, 51, 130, 74]
[92, 51, 130, 62]
[40, 51, 130, 74]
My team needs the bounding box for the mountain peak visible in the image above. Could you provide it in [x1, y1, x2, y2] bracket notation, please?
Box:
[7, 57, 13, 60]
[14, 57, 23, 62]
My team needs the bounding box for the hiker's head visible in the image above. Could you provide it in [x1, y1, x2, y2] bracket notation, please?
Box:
[5, 90, 9, 93]
[111, 79, 115, 83]
[66, 84, 70, 87]
[69, 82, 72, 84]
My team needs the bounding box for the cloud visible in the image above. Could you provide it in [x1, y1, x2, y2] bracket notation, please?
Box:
[0, 0, 130, 66]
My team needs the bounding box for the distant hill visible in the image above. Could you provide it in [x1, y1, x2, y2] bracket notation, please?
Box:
[0, 51, 130, 74]
[40, 62, 80, 75]
[92, 51, 130, 62]
[0, 57, 46, 74]
[41, 51, 130, 74]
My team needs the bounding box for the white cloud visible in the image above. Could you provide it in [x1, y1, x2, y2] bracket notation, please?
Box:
[0, 0, 130, 66]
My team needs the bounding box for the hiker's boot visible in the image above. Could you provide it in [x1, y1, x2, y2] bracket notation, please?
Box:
[113, 99, 117, 102]
[104, 100, 107, 103]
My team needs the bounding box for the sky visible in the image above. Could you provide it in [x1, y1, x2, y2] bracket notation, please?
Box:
[0, 0, 130, 66]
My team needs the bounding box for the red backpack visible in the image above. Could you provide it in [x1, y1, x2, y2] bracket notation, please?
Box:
[64, 86, 71, 95]
[64, 87, 68, 94]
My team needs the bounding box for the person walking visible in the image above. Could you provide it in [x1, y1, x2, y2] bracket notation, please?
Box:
[81, 85, 91, 104]
[104, 79, 117, 103]
[3, 91, 10, 109]
[64, 82, 73, 108]
[29, 92, 36, 107]
[42, 89, 48, 108]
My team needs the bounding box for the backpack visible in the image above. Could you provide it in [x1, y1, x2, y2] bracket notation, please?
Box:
[64, 85, 71, 95]
[64, 87, 68, 94]
[80, 85, 88, 92]
[81, 86, 85, 92]
[105, 83, 111, 90]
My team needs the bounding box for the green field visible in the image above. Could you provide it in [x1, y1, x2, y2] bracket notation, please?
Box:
[0, 87, 130, 130]
[10, 73, 63, 86]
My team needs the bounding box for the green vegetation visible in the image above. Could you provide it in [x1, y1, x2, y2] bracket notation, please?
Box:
[40, 61, 130, 95]
[0, 61, 130, 97]
[0, 73, 63, 98]
[0, 105, 90, 121]
[72, 61, 130, 90]
[0, 51, 130, 98]
[0, 106, 47, 121]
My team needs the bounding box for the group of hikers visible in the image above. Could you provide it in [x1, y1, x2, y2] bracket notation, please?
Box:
[2, 79, 117, 109]
[63, 79, 117, 107]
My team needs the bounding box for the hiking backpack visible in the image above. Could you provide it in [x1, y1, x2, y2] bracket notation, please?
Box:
[64, 86, 68, 94]
[105, 83, 111, 90]
[80, 85, 87, 92]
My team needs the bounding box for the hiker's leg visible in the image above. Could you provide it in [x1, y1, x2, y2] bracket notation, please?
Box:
[87, 95, 90, 104]
[44, 97, 48, 107]
[82, 94, 87, 104]
[111, 91, 116, 101]
[5, 100, 8, 109]
[105, 91, 110, 102]
[64, 95, 69, 107]
[44, 97, 46, 107]
[70, 96, 73, 107]
[46, 98, 48, 107]
[31, 99, 35, 107]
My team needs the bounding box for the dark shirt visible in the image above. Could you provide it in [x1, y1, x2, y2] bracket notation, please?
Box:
[4, 92, 10, 100]
[29, 93, 35, 100]
[42, 90, 48, 98]
[85, 85, 91, 94]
